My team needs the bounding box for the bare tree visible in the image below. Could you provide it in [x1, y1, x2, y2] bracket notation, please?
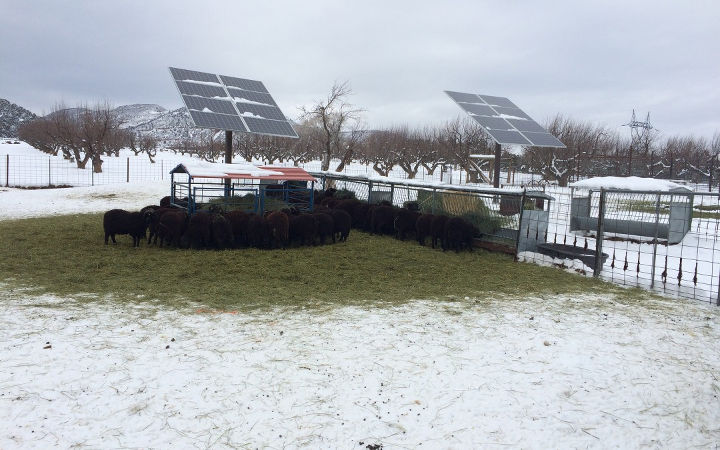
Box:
[439, 118, 492, 183]
[19, 102, 129, 172]
[299, 81, 364, 171]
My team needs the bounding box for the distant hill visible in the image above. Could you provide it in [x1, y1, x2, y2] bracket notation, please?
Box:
[0, 98, 37, 138]
[113, 104, 167, 129]
[6, 99, 218, 146]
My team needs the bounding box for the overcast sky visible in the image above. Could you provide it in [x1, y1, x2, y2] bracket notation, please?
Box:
[1, 0, 718, 140]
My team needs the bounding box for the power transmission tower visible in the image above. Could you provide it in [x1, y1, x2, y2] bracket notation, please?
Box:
[623, 110, 654, 176]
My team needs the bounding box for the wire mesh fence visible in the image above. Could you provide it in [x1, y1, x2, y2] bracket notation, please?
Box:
[314, 172, 550, 255]
[0, 154, 170, 188]
[520, 186, 720, 305]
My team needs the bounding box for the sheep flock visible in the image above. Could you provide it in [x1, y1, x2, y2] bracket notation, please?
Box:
[102, 188, 479, 252]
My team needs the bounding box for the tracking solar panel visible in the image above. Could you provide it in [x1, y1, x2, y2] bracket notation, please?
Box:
[169, 67, 298, 138]
[444, 90, 565, 148]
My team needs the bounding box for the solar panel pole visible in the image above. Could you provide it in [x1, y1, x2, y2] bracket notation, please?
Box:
[493, 142, 502, 188]
[225, 130, 232, 196]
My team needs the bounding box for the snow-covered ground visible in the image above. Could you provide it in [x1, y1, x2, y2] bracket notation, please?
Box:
[2, 289, 719, 448]
[1, 151, 720, 447]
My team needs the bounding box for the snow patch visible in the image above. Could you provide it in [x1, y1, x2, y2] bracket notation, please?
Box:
[571, 176, 692, 192]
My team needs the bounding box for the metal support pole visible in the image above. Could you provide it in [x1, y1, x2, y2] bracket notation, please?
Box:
[431, 189, 437, 214]
[5, 154, 9, 187]
[594, 188, 606, 277]
[48, 157, 51, 186]
[514, 189, 527, 260]
[91, 165, 94, 186]
[224, 130, 232, 196]
[126, 157, 130, 183]
[309, 181, 315, 211]
[493, 142, 501, 188]
[650, 194, 661, 289]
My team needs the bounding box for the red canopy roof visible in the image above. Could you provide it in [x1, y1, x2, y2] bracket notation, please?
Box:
[255, 166, 317, 182]
[170, 162, 316, 182]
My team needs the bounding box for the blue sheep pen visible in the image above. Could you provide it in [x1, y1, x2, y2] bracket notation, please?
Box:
[169, 161, 316, 215]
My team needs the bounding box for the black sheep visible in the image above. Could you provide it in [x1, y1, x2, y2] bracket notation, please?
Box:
[313, 212, 335, 245]
[335, 199, 361, 219]
[225, 210, 250, 248]
[266, 210, 290, 249]
[157, 210, 188, 247]
[415, 214, 434, 246]
[430, 215, 449, 249]
[140, 205, 160, 215]
[370, 205, 396, 235]
[160, 196, 171, 207]
[443, 217, 477, 252]
[394, 209, 421, 240]
[351, 202, 370, 230]
[148, 207, 175, 244]
[320, 197, 340, 209]
[289, 214, 318, 246]
[184, 212, 213, 249]
[210, 214, 233, 250]
[246, 214, 270, 249]
[103, 209, 151, 247]
[329, 209, 351, 242]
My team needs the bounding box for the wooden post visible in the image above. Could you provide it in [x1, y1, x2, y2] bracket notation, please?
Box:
[493, 142, 501, 188]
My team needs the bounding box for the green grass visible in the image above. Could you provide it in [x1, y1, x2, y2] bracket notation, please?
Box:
[0, 214, 631, 310]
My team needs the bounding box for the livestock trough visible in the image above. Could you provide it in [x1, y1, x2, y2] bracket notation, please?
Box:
[536, 243, 609, 269]
[569, 179, 693, 245]
[170, 161, 317, 215]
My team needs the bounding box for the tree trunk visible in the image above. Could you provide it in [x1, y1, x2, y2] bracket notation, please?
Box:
[92, 156, 103, 173]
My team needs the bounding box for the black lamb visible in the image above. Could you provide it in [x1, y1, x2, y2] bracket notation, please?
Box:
[430, 215, 449, 249]
[329, 209, 351, 242]
[415, 213, 434, 246]
[443, 217, 477, 252]
[394, 209, 421, 240]
[370, 205, 396, 235]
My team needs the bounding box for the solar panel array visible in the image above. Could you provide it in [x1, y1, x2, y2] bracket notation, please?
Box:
[445, 91, 565, 148]
[169, 67, 298, 138]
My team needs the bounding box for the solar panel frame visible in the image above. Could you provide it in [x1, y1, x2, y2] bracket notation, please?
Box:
[477, 95, 517, 108]
[483, 129, 532, 146]
[457, 103, 497, 117]
[472, 115, 515, 130]
[505, 118, 547, 133]
[188, 110, 248, 133]
[175, 81, 227, 99]
[170, 67, 220, 84]
[243, 116, 299, 138]
[182, 95, 238, 115]
[226, 88, 278, 107]
[219, 75, 268, 93]
[235, 102, 287, 121]
[169, 67, 297, 138]
[444, 90, 565, 148]
[521, 131, 566, 147]
[445, 90, 483, 104]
